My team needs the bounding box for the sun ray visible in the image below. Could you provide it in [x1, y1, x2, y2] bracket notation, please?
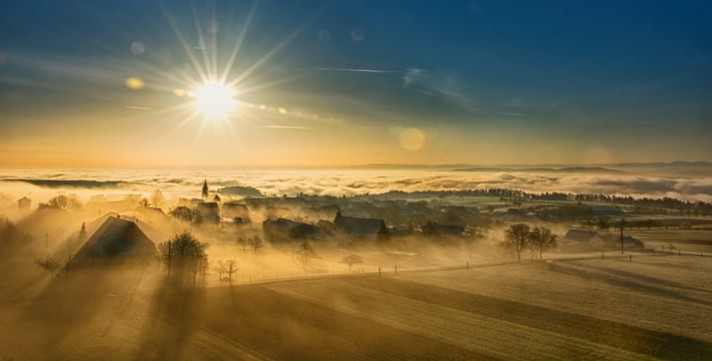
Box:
[227, 23, 308, 88]
[160, 1, 209, 84]
[209, 1, 219, 83]
[233, 73, 306, 97]
[189, 0, 214, 80]
[219, 0, 258, 84]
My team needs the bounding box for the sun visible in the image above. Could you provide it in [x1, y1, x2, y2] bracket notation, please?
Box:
[193, 81, 236, 119]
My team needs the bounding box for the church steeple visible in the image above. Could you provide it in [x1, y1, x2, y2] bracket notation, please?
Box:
[202, 180, 209, 199]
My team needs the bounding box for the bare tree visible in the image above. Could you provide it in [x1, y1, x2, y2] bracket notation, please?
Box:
[297, 242, 315, 270]
[33, 254, 62, 278]
[158, 231, 209, 286]
[505, 223, 530, 263]
[215, 259, 238, 282]
[214, 261, 227, 280]
[341, 254, 363, 272]
[248, 235, 264, 254]
[151, 189, 165, 208]
[237, 236, 247, 253]
[46, 194, 82, 211]
[528, 226, 557, 260]
[225, 260, 238, 281]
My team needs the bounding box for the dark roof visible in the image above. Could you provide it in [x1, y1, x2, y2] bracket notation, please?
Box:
[564, 230, 601, 242]
[197, 202, 221, 221]
[73, 217, 156, 262]
[422, 223, 465, 236]
[222, 202, 250, 220]
[263, 218, 333, 242]
[335, 215, 387, 238]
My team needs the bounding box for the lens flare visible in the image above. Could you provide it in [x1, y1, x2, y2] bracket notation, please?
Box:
[399, 128, 426, 151]
[125, 77, 145, 90]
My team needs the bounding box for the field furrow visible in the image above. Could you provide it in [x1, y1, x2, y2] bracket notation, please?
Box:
[268, 279, 658, 361]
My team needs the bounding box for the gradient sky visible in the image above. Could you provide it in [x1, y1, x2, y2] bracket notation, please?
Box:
[1, 0, 711, 168]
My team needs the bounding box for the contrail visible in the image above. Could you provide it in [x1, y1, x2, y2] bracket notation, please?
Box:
[313, 67, 400, 73]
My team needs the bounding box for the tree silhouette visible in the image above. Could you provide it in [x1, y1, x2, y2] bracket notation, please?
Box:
[33, 254, 62, 278]
[505, 223, 530, 263]
[248, 235, 264, 254]
[528, 226, 557, 260]
[341, 254, 363, 272]
[158, 231, 209, 285]
[151, 189, 165, 208]
[297, 241, 315, 270]
[46, 194, 82, 211]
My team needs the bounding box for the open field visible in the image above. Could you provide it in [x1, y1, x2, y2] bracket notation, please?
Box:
[1, 253, 711, 361]
[627, 229, 712, 253]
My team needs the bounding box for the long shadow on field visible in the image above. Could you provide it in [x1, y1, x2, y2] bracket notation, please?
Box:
[343, 276, 712, 361]
[18, 267, 124, 351]
[135, 276, 205, 361]
[200, 284, 491, 361]
[549, 262, 712, 307]
[567, 262, 712, 294]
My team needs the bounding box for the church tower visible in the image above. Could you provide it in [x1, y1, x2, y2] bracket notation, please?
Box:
[202, 180, 209, 199]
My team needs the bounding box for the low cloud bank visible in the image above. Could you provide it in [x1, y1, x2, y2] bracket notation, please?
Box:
[2, 168, 712, 204]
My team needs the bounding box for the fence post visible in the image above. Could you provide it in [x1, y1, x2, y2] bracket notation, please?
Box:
[378, 266, 381, 276]
[167, 240, 171, 277]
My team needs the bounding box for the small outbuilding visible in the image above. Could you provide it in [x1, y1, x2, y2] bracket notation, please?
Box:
[561, 230, 604, 251]
[17, 196, 31, 210]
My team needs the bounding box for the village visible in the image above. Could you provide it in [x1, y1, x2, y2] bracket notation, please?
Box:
[3, 180, 712, 361]
[4, 179, 712, 283]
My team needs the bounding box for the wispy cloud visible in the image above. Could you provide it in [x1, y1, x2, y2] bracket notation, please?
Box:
[312, 67, 400, 73]
[262, 125, 311, 130]
[497, 112, 527, 118]
[403, 68, 477, 111]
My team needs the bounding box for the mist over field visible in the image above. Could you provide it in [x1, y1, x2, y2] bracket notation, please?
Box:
[3, 0, 712, 359]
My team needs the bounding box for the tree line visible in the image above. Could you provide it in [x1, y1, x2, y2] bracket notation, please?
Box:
[504, 224, 557, 263]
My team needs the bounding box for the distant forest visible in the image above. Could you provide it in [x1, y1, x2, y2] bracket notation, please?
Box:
[342, 189, 712, 217]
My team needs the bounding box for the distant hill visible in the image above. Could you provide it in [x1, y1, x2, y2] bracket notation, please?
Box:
[454, 166, 625, 174]
[2, 179, 126, 188]
[217, 185, 263, 197]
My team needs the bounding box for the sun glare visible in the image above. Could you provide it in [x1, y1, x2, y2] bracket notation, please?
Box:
[193, 81, 236, 119]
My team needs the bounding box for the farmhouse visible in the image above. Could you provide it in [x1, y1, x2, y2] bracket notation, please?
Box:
[72, 216, 156, 265]
[561, 230, 604, 251]
[263, 218, 333, 243]
[610, 235, 645, 251]
[421, 222, 466, 237]
[197, 202, 221, 223]
[222, 202, 251, 224]
[334, 211, 388, 240]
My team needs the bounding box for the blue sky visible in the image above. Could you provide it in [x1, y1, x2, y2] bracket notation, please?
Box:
[1, 0, 711, 167]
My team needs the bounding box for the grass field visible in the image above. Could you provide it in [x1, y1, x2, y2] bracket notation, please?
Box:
[1, 254, 711, 360]
[627, 229, 712, 253]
